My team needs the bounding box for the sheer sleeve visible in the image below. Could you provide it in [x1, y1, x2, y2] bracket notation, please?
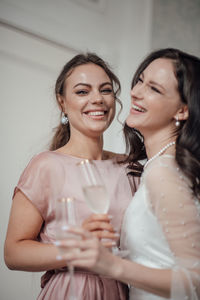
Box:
[144, 156, 200, 299]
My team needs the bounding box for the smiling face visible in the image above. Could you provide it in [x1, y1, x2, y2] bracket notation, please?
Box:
[58, 63, 115, 139]
[126, 58, 187, 137]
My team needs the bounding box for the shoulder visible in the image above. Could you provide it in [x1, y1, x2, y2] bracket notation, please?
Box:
[17, 151, 69, 188]
[29, 150, 56, 163]
[25, 151, 60, 171]
[143, 156, 182, 194]
[143, 155, 191, 197]
[144, 155, 177, 178]
[103, 150, 127, 162]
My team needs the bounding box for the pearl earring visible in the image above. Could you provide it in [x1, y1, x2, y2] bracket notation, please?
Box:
[61, 112, 68, 125]
[175, 116, 180, 127]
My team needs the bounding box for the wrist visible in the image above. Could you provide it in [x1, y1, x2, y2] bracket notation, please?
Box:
[109, 254, 124, 280]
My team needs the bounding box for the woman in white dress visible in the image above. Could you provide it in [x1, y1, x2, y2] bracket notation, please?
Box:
[62, 48, 200, 299]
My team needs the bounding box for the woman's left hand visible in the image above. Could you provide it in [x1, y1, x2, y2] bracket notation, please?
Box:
[59, 227, 120, 276]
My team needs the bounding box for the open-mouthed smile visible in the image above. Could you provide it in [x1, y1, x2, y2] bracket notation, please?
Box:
[83, 109, 108, 119]
[87, 111, 106, 116]
[132, 103, 146, 113]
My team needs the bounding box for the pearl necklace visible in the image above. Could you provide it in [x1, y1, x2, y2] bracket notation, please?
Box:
[144, 141, 176, 168]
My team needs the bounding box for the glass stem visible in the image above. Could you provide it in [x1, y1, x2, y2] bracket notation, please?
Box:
[68, 265, 77, 300]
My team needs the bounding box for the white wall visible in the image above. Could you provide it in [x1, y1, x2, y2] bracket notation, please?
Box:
[151, 0, 200, 56]
[0, 0, 153, 299]
[0, 24, 78, 300]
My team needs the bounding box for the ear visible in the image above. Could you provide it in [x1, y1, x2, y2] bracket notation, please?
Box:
[174, 105, 188, 121]
[57, 94, 65, 112]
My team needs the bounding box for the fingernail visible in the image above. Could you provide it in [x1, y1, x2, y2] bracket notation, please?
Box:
[114, 233, 120, 237]
[54, 241, 61, 246]
[56, 255, 62, 260]
[111, 241, 117, 246]
[108, 215, 113, 220]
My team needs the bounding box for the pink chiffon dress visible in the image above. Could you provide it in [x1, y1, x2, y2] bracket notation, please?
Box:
[14, 151, 136, 300]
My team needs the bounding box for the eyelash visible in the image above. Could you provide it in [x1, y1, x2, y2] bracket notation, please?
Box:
[101, 88, 113, 94]
[76, 90, 88, 95]
[151, 86, 161, 94]
[137, 77, 161, 94]
[75, 88, 113, 95]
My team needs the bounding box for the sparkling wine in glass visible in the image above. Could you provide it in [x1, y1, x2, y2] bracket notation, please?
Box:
[55, 197, 77, 300]
[78, 160, 115, 247]
[78, 159, 110, 214]
[83, 184, 110, 214]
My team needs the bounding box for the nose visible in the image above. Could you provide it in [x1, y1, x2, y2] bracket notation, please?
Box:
[90, 90, 104, 104]
[131, 82, 144, 99]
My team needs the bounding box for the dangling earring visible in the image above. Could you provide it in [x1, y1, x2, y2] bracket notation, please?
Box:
[61, 112, 68, 125]
[175, 116, 180, 127]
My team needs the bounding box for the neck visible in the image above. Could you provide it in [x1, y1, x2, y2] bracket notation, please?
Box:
[59, 133, 105, 160]
[144, 131, 176, 160]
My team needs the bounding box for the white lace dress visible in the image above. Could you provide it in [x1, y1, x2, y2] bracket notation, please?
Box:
[121, 155, 200, 300]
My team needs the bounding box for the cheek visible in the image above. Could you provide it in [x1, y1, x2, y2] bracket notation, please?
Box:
[108, 96, 116, 108]
[147, 94, 164, 112]
[111, 98, 116, 109]
[65, 98, 86, 113]
[110, 108, 115, 123]
[109, 100, 116, 118]
[147, 93, 159, 102]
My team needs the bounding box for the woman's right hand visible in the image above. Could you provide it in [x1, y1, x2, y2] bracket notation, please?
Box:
[82, 214, 119, 248]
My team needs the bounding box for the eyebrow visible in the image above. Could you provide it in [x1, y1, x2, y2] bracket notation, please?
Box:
[73, 82, 112, 89]
[149, 80, 165, 92]
[140, 72, 165, 92]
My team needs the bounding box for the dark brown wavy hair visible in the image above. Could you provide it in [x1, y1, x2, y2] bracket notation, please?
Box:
[124, 48, 200, 199]
[49, 53, 121, 151]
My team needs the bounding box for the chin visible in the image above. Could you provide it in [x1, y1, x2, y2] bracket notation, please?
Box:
[87, 125, 106, 135]
[92, 122, 111, 132]
[95, 127, 109, 135]
[126, 118, 135, 129]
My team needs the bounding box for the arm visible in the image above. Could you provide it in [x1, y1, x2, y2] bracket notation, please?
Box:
[4, 192, 117, 271]
[4, 191, 67, 271]
[145, 161, 200, 299]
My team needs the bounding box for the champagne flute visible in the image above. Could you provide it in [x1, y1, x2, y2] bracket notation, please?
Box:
[77, 160, 118, 250]
[77, 159, 129, 257]
[78, 159, 110, 214]
[55, 197, 77, 300]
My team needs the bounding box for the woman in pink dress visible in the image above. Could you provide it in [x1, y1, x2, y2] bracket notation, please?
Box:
[4, 53, 136, 299]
